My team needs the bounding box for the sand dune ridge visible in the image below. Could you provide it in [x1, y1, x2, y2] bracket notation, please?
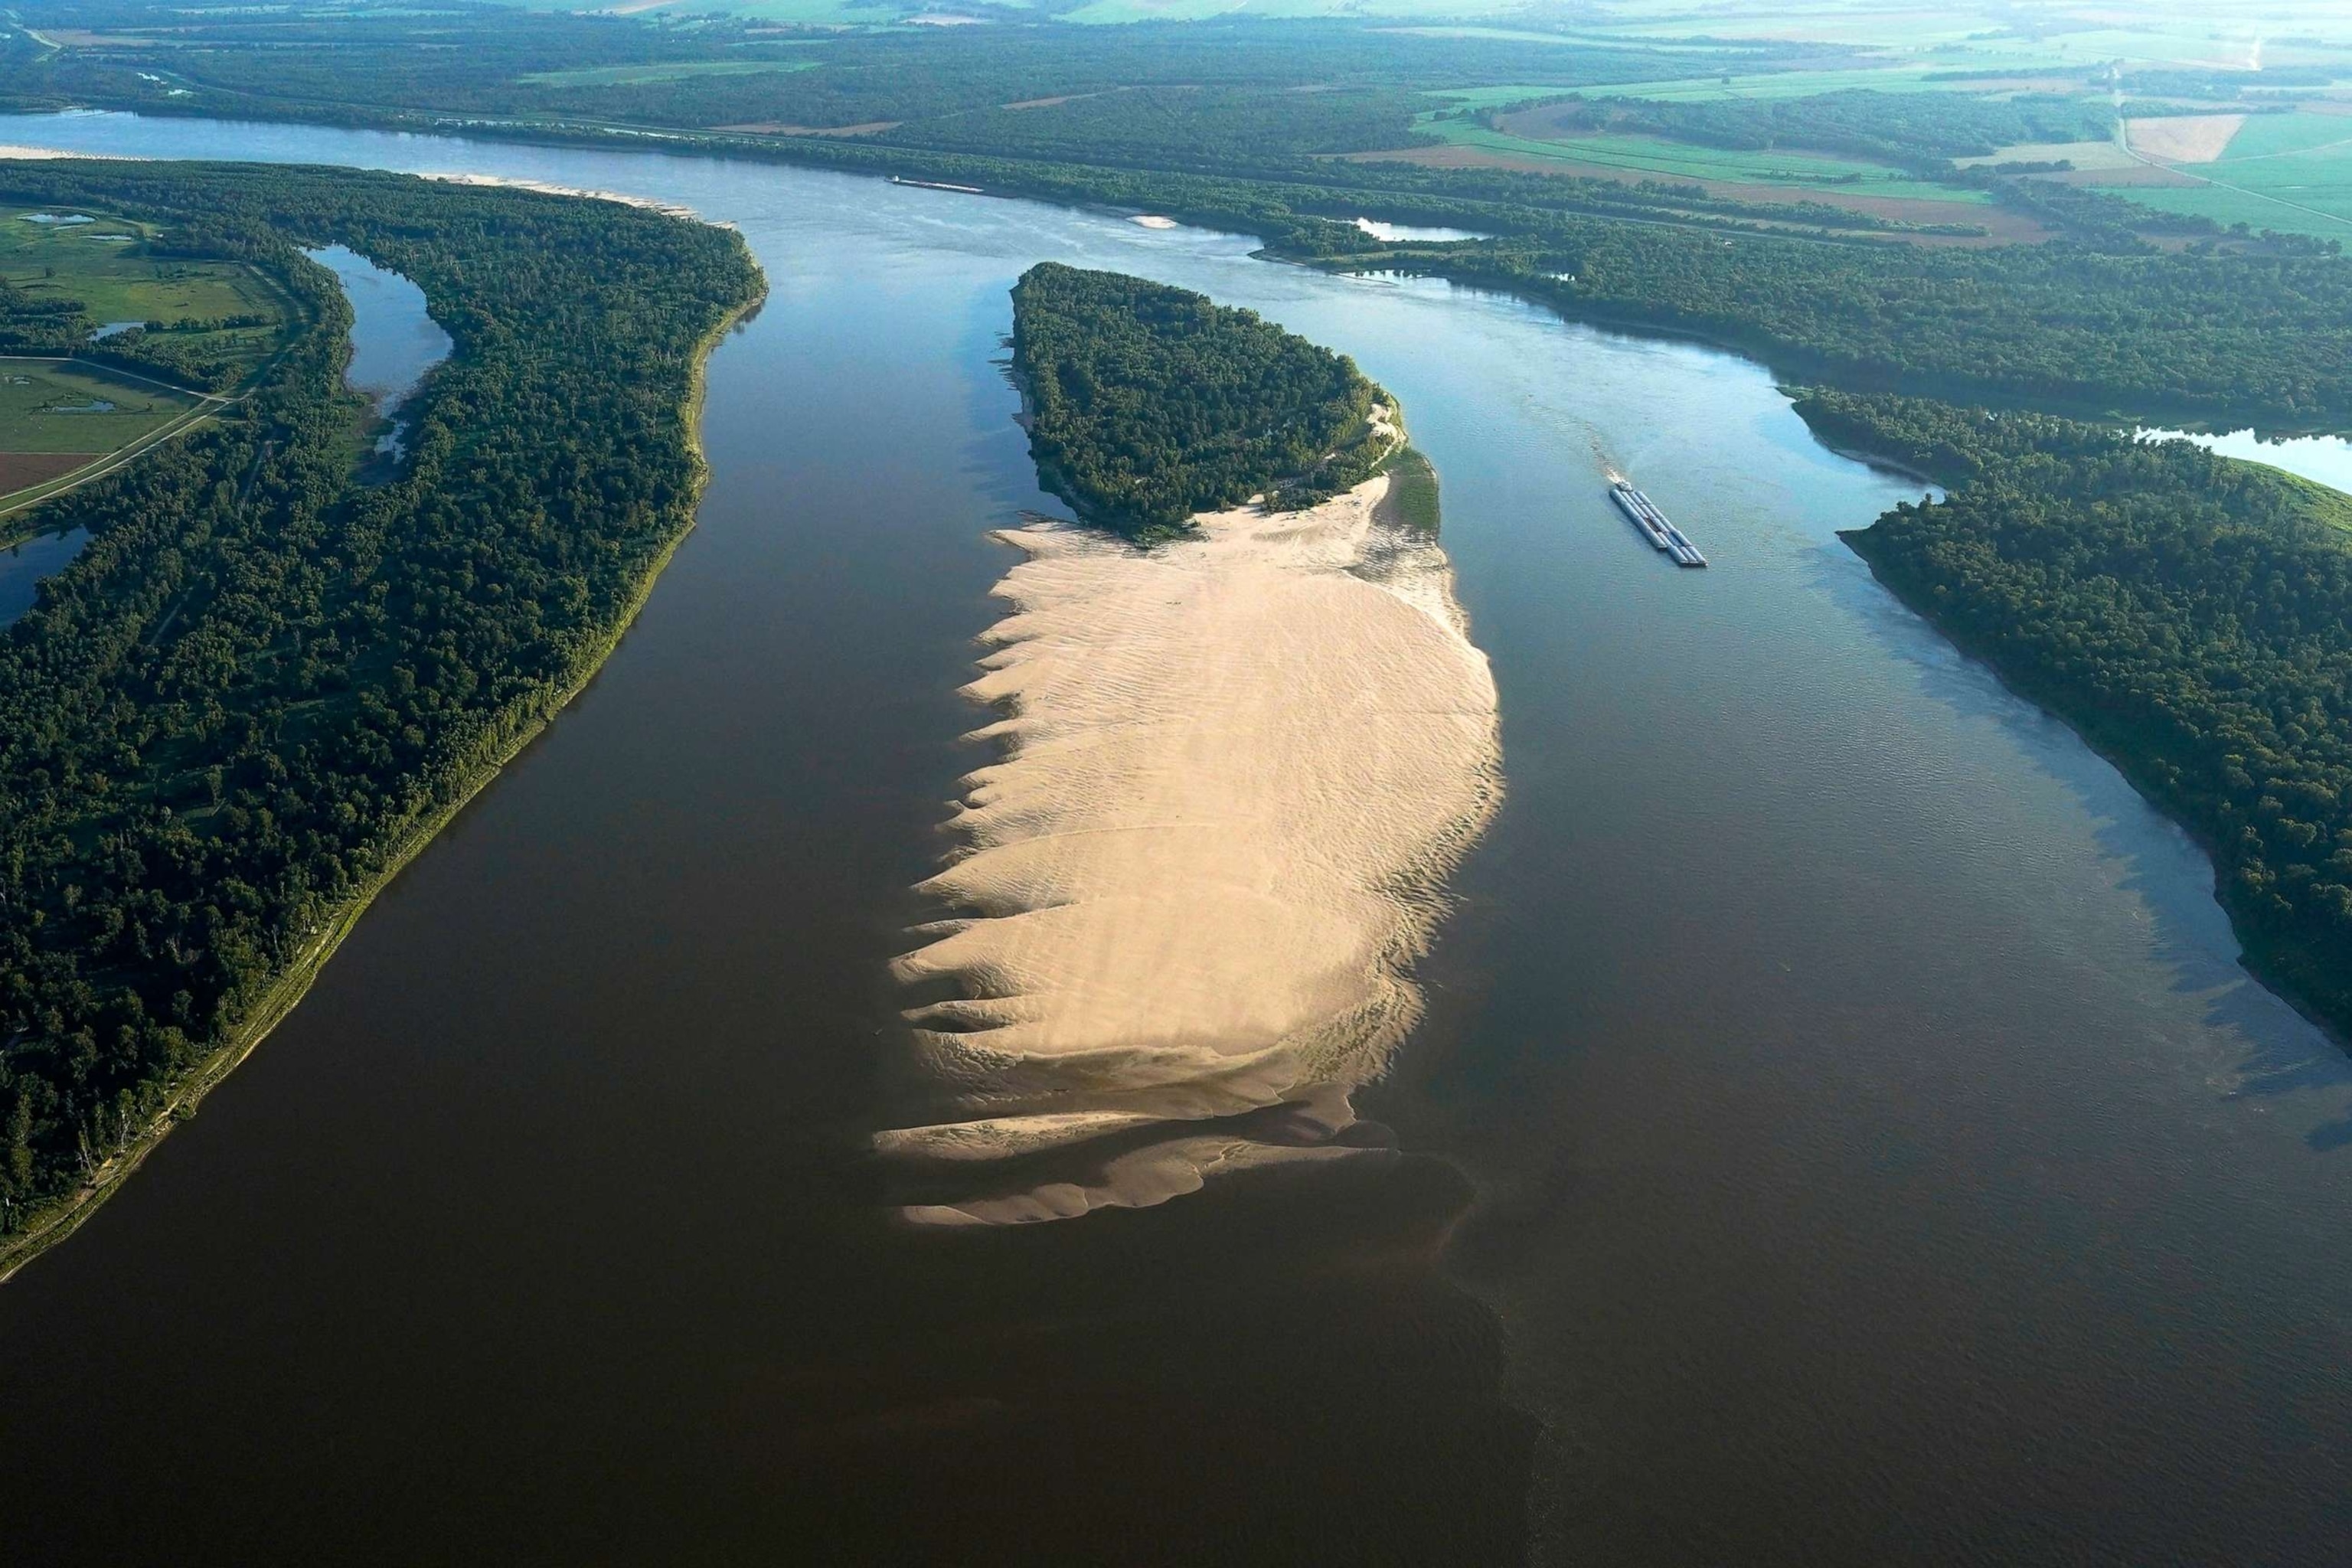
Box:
[881, 469, 1501, 1223]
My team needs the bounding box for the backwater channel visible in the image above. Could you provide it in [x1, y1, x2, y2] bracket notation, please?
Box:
[0, 113, 2347, 1566]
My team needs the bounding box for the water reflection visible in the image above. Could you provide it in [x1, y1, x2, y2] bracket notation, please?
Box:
[0, 525, 89, 628]
[303, 243, 452, 463]
[2141, 425, 2352, 494]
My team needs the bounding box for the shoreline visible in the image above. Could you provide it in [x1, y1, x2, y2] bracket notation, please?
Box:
[1839, 525, 2352, 1059]
[0, 275, 766, 1285]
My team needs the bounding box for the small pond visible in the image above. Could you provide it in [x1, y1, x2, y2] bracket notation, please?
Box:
[303, 243, 453, 461]
[2142, 426, 2352, 495]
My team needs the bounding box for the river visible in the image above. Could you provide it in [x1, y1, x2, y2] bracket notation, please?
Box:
[1, 114, 2347, 1566]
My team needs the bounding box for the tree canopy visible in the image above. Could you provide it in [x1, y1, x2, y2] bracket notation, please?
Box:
[1011, 262, 1380, 534]
[0, 160, 760, 1250]
[1815, 389, 2352, 1036]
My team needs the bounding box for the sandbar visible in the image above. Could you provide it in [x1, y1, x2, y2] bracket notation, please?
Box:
[881, 465, 1501, 1223]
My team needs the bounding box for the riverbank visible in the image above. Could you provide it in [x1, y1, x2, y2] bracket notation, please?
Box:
[0, 276, 765, 1285]
[1812, 381, 2352, 1054]
[1841, 522, 2352, 1059]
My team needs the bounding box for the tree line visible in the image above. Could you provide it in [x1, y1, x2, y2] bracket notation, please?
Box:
[0, 263, 260, 394]
[1512, 87, 2115, 162]
[1806, 388, 2352, 1039]
[0, 160, 760, 1246]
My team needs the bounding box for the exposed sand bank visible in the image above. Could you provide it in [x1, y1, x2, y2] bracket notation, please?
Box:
[2127, 114, 2247, 165]
[0, 145, 139, 162]
[880, 468, 1501, 1225]
[418, 172, 704, 222]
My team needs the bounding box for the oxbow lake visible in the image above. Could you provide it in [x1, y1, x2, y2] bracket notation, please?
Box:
[1, 113, 2349, 1566]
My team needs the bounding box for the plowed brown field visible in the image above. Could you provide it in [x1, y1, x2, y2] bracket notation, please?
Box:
[0, 452, 98, 494]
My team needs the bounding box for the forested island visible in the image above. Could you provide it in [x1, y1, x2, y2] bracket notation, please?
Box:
[0, 161, 761, 1272]
[1808, 390, 2352, 1040]
[1011, 261, 1411, 535]
[887, 263, 1491, 1227]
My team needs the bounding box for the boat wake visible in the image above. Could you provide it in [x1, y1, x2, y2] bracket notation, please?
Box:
[877, 473, 1501, 1224]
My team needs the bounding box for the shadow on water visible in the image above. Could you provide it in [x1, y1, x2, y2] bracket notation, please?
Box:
[1817, 530, 2352, 1147]
[805, 1160, 1534, 1566]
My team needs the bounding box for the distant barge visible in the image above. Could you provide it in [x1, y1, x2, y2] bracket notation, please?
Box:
[1609, 482, 1707, 567]
[890, 175, 985, 195]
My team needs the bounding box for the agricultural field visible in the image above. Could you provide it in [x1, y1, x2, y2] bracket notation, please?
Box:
[0, 207, 292, 383]
[0, 360, 204, 514]
[473, 0, 2352, 54]
[0, 360, 197, 452]
[2063, 106, 2352, 240]
[1418, 118, 1990, 201]
[1403, 109, 1996, 217]
[0, 207, 287, 515]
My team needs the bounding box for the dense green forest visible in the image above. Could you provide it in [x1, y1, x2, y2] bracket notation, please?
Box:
[1011, 263, 1385, 535]
[1808, 390, 2352, 1039]
[2, 9, 1805, 129]
[1335, 224, 2352, 427]
[1512, 88, 2115, 163]
[877, 86, 1436, 168]
[0, 160, 760, 1257]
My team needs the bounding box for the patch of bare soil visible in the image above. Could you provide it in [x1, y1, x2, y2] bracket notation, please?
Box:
[0, 452, 97, 494]
[2126, 113, 2246, 163]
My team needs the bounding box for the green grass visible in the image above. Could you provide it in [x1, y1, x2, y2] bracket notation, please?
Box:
[0, 361, 199, 452]
[1416, 119, 1991, 201]
[2082, 108, 2352, 237]
[1376, 443, 1439, 531]
[2214, 110, 2352, 162]
[0, 209, 291, 381]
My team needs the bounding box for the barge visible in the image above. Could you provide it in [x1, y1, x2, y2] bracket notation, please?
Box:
[1609, 481, 1707, 567]
[889, 175, 986, 195]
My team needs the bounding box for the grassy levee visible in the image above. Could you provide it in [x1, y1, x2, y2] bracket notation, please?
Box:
[0, 278, 766, 1285]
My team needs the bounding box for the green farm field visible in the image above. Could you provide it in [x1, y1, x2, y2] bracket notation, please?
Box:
[2, 211, 267, 323]
[2084, 109, 2352, 240]
[0, 361, 198, 449]
[0, 360, 204, 508]
[0, 208, 293, 383]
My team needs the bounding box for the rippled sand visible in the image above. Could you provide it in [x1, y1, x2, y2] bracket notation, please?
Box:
[880, 469, 1501, 1224]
